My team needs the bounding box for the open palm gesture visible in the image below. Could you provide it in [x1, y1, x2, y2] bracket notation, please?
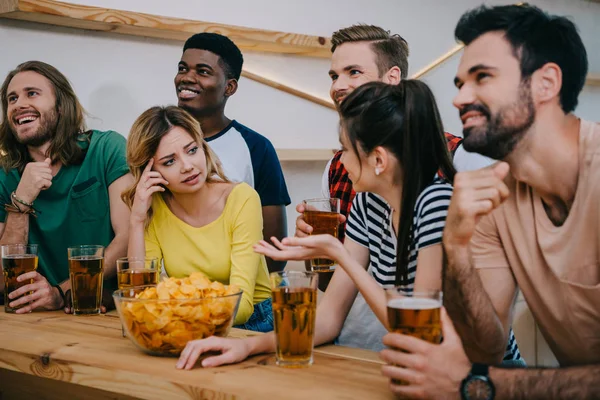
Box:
[253, 235, 343, 263]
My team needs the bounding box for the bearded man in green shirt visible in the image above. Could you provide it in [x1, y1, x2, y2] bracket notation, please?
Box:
[0, 61, 133, 313]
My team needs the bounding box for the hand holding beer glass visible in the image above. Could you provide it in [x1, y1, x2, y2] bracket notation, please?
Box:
[68, 245, 104, 315]
[270, 271, 318, 367]
[301, 198, 341, 272]
[385, 289, 442, 384]
[386, 289, 443, 343]
[1, 244, 38, 313]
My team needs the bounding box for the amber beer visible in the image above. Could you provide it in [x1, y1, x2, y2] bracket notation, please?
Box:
[2, 252, 38, 313]
[116, 257, 158, 336]
[387, 297, 442, 344]
[303, 198, 341, 272]
[68, 245, 105, 315]
[270, 271, 318, 367]
[117, 270, 158, 289]
[273, 287, 317, 366]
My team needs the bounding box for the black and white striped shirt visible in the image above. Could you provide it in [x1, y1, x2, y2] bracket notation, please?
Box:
[343, 177, 521, 362]
[346, 177, 452, 289]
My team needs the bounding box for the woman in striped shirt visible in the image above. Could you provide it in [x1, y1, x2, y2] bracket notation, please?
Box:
[176, 80, 521, 369]
[257, 80, 459, 352]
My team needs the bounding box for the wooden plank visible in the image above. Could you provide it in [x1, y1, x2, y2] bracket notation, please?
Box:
[411, 43, 465, 79]
[411, 42, 599, 90]
[586, 74, 600, 87]
[242, 70, 335, 109]
[315, 344, 384, 365]
[0, 0, 18, 13]
[0, 368, 141, 400]
[0, 312, 394, 400]
[0, 0, 331, 58]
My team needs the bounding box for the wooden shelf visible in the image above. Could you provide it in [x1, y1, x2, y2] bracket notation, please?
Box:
[276, 149, 336, 161]
[242, 70, 335, 110]
[586, 74, 600, 87]
[0, 0, 331, 57]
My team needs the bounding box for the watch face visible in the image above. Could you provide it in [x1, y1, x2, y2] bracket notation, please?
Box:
[465, 376, 494, 400]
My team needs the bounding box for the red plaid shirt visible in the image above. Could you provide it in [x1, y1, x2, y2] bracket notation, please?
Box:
[329, 132, 462, 240]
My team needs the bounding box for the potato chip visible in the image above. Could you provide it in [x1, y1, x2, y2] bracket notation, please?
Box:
[118, 273, 242, 356]
[179, 284, 196, 296]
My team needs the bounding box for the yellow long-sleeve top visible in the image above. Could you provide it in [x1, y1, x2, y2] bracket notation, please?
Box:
[145, 183, 271, 325]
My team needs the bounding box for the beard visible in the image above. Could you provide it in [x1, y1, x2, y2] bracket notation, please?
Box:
[11, 108, 58, 147]
[461, 81, 535, 160]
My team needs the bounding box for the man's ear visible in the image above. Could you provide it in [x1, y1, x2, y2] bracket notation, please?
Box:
[383, 66, 402, 85]
[532, 62, 561, 106]
[224, 79, 238, 98]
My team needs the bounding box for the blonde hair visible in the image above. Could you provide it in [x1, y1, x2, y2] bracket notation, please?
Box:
[121, 106, 229, 223]
[330, 24, 410, 79]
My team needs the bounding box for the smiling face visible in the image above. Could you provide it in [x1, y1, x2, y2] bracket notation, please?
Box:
[453, 32, 535, 160]
[329, 42, 383, 107]
[174, 49, 231, 117]
[6, 71, 58, 147]
[152, 126, 208, 194]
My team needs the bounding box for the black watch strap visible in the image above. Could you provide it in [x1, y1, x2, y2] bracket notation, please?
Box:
[53, 284, 66, 308]
[472, 363, 489, 376]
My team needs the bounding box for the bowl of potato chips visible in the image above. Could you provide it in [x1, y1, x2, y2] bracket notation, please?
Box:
[113, 272, 242, 356]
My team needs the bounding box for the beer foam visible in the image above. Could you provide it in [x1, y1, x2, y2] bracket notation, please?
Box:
[387, 298, 441, 310]
[4, 254, 35, 259]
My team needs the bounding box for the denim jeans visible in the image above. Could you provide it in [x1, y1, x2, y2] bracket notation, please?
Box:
[234, 298, 273, 333]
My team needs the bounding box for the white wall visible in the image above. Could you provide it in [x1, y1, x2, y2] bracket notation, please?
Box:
[1, 0, 598, 366]
[2, 0, 599, 222]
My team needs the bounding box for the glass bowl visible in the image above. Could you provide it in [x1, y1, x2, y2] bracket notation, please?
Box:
[113, 285, 242, 356]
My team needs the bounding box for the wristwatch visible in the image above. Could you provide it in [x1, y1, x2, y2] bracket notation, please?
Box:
[460, 363, 495, 400]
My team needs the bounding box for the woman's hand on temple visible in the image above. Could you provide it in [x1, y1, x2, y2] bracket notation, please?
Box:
[130, 158, 168, 224]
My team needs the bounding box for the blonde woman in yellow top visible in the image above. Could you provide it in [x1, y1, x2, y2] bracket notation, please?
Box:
[122, 106, 272, 332]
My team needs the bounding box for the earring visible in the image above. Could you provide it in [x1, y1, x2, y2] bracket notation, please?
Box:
[375, 168, 380, 176]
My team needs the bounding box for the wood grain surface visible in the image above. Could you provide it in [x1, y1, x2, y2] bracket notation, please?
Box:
[0, 311, 392, 400]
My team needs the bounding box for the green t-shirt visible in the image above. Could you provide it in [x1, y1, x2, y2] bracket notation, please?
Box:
[0, 130, 129, 286]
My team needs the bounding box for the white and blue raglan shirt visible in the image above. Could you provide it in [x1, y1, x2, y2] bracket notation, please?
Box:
[205, 120, 291, 207]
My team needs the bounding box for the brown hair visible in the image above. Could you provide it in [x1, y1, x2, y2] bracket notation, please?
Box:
[0, 61, 88, 173]
[121, 106, 229, 224]
[331, 24, 410, 79]
[340, 80, 455, 286]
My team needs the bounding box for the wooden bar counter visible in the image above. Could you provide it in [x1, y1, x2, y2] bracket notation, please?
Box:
[0, 311, 394, 399]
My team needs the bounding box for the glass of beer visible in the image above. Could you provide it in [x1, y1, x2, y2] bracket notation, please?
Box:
[302, 198, 341, 272]
[116, 257, 159, 336]
[385, 289, 443, 344]
[270, 271, 318, 368]
[1, 244, 38, 313]
[68, 245, 104, 315]
[116, 257, 159, 289]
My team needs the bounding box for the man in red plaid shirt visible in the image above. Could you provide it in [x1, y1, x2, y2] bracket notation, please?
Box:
[296, 24, 491, 289]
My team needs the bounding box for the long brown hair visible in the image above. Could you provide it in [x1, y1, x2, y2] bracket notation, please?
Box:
[339, 80, 456, 286]
[121, 106, 229, 223]
[0, 61, 87, 173]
